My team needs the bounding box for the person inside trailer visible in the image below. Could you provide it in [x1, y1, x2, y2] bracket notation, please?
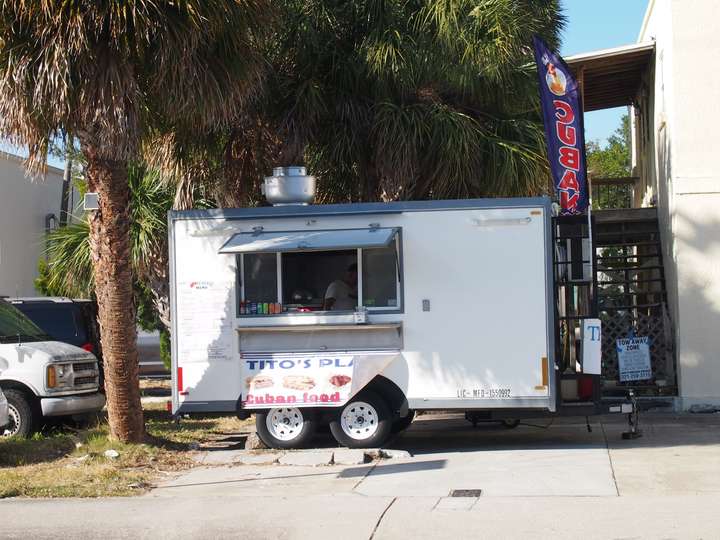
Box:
[323, 263, 358, 311]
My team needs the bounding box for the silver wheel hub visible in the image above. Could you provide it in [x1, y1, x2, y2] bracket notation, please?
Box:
[266, 408, 305, 442]
[340, 401, 379, 441]
[2, 404, 20, 437]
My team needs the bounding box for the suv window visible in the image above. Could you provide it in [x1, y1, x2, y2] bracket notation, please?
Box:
[0, 301, 50, 343]
[13, 303, 88, 347]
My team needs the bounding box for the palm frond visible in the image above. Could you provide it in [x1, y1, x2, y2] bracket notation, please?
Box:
[229, 0, 563, 203]
[43, 221, 94, 298]
[0, 0, 272, 168]
[42, 162, 213, 299]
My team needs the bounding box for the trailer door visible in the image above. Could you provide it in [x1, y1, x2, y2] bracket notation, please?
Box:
[402, 204, 555, 411]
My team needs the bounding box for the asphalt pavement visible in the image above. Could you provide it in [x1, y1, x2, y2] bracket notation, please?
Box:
[1, 413, 720, 539]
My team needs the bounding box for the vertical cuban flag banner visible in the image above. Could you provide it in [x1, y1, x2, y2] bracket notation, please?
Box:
[532, 35, 589, 215]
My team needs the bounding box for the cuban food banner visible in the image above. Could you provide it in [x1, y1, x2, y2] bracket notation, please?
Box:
[242, 350, 400, 408]
[532, 35, 589, 215]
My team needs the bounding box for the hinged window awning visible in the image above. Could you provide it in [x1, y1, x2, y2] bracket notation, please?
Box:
[218, 228, 398, 254]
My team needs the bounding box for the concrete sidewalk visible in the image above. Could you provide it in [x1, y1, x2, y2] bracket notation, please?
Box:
[1, 494, 718, 539]
[1, 413, 720, 539]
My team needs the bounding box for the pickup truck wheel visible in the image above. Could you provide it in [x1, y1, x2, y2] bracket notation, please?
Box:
[330, 391, 392, 449]
[256, 407, 316, 449]
[2, 390, 35, 438]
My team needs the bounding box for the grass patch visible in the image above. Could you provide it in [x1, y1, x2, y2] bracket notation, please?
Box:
[0, 404, 252, 498]
[139, 378, 171, 397]
[145, 406, 251, 445]
[0, 432, 76, 467]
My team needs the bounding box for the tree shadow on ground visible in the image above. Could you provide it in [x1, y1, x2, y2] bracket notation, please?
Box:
[0, 408, 237, 467]
[0, 433, 76, 467]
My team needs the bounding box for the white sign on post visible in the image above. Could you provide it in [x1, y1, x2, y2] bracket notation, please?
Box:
[582, 318, 602, 375]
[617, 336, 652, 382]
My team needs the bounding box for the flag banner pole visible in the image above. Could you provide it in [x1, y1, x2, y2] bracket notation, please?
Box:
[532, 35, 589, 216]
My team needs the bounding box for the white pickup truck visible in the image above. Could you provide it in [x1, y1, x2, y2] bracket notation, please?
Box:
[0, 299, 105, 437]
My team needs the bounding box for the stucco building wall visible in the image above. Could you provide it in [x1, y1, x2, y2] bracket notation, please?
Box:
[639, 0, 720, 406]
[0, 152, 64, 297]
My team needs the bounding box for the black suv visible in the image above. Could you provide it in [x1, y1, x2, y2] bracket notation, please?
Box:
[8, 297, 168, 380]
[8, 297, 104, 386]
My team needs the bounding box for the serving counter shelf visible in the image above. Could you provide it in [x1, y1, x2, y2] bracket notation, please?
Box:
[236, 322, 403, 353]
[236, 322, 402, 332]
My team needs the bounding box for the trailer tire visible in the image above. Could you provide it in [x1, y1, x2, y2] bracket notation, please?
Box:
[392, 409, 415, 434]
[500, 419, 521, 429]
[2, 389, 36, 438]
[330, 391, 392, 449]
[256, 407, 316, 449]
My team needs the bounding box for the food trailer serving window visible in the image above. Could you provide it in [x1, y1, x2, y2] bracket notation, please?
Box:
[219, 228, 401, 316]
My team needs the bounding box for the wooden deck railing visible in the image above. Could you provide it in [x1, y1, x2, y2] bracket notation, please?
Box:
[590, 176, 639, 209]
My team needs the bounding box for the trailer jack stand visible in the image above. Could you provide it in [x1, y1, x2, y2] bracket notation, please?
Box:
[622, 390, 643, 440]
[585, 416, 592, 433]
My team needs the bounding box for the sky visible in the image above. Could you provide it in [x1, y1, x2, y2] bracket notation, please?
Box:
[560, 0, 650, 144]
[3, 0, 650, 167]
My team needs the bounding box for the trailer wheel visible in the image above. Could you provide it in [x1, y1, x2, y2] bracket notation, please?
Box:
[256, 407, 316, 449]
[500, 419, 521, 429]
[330, 391, 392, 449]
[392, 410, 416, 434]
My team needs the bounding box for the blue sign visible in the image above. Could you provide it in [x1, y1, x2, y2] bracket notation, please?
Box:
[532, 35, 589, 215]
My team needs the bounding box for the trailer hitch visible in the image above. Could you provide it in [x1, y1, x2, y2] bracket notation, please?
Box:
[621, 389, 643, 440]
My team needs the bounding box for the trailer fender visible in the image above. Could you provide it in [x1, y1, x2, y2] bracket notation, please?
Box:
[359, 375, 409, 419]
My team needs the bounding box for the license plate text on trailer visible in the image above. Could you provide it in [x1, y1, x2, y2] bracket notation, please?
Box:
[457, 388, 512, 399]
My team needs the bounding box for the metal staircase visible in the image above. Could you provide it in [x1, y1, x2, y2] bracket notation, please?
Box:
[593, 208, 677, 396]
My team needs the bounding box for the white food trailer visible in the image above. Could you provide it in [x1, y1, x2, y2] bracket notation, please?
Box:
[169, 167, 639, 449]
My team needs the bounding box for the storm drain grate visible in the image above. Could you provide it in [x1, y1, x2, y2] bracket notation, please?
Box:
[449, 489, 482, 497]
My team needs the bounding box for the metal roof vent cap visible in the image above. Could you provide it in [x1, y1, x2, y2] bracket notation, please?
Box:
[262, 166, 316, 206]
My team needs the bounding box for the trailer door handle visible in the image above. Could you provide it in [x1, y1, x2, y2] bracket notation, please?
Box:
[472, 217, 532, 227]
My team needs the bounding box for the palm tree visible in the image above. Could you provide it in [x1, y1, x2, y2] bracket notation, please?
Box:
[216, 0, 564, 205]
[40, 163, 211, 326]
[0, 1, 269, 442]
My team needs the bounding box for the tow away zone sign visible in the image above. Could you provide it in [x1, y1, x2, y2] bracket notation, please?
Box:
[617, 336, 652, 382]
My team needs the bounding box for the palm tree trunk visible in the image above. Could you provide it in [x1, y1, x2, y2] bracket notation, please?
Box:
[59, 145, 72, 227]
[360, 159, 381, 202]
[84, 148, 145, 443]
[145, 243, 171, 329]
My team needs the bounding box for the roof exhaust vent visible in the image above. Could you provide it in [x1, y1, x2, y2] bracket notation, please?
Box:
[262, 166, 316, 206]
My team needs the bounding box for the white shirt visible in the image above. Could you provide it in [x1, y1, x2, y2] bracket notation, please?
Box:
[324, 280, 357, 311]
